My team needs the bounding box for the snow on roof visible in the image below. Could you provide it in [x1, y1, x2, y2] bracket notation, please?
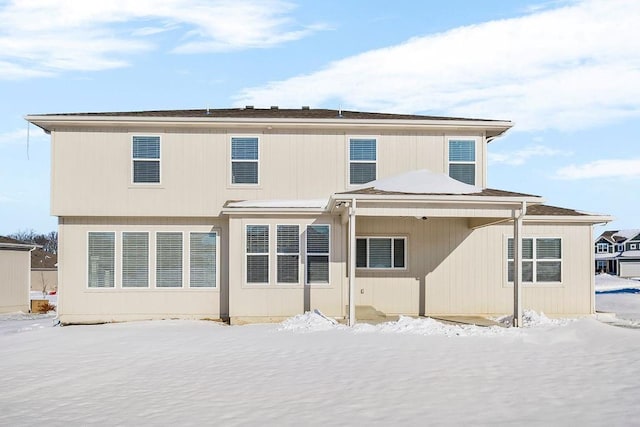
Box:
[620, 250, 640, 258]
[599, 229, 640, 242]
[225, 199, 328, 209]
[352, 169, 482, 195]
[595, 253, 618, 260]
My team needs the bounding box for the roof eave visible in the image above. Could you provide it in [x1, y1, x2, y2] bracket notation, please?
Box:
[524, 215, 614, 224]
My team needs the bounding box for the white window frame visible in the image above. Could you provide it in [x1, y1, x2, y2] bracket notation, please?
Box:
[188, 231, 219, 289]
[131, 135, 161, 185]
[87, 231, 116, 289]
[507, 237, 563, 285]
[348, 137, 377, 186]
[596, 242, 609, 253]
[447, 138, 477, 186]
[156, 231, 184, 288]
[122, 231, 150, 288]
[246, 224, 270, 284]
[616, 244, 624, 252]
[631, 243, 638, 250]
[356, 236, 407, 270]
[276, 224, 301, 285]
[230, 136, 260, 186]
[306, 224, 331, 285]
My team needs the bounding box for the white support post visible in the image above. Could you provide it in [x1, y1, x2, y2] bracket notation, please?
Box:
[348, 198, 357, 327]
[513, 201, 527, 327]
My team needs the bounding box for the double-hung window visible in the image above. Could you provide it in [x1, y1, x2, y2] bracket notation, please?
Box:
[277, 225, 299, 283]
[449, 139, 475, 185]
[349, 138, 376, 185]
[190, 232, 217, 288]
[156, 232, 183, 287]
[246, 225, 269, 283]
[356, 237, 406, 269]
[88, 232, 115, 288]
[132, 136, 160, 184]
[596, 242, 609, 253]
[231, 137, 259, 184]
[122, 232, 149, 288]
[508, 238, 562, 283]
[306, 225, 330, 284]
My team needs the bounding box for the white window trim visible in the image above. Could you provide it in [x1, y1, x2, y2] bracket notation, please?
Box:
[506, 236, 563, 285]
[121, 231, 150, 289]
[631, 243, 637, 250]
[230, 135, 261, 187]
[87, 231, 117, 289]
[245, 224, 270, 285]
[446, 137, 478, 186]
[356, 236, 407, 270]
[347, 136, 378, 187]
[306, 224, 331, 285]
[276, 224, 301, 285]
[596, 242, 609, 253]
[155, 231, 185, 289]
[131, 135, 162, 185]
[188, 231, 220, 289]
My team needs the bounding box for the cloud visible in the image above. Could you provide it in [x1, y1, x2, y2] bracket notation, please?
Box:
[489, 145, 568, 166]
[555, 159, 640, 180]
[0, 128, 49, 146]
[235, 0, 640, 132]
[0, 0, 323, 78]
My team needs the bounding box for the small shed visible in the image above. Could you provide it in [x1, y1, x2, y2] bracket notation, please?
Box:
[0, 237, 37, 313]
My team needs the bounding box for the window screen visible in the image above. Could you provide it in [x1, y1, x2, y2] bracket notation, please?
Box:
[306, 225, 329, 283]
[88, 232, 115, 288]
[133, 136, 160, 183]
[349, 138, 376, 184]
[449, 139, 475, 185]
[232, 137, 259, 184]
[122, 232, 148, 288]
[247, 225, 269, 283]
[156, 232, 183, 287]
[190, 232, 217, 288]
[277, 225, 299, 283]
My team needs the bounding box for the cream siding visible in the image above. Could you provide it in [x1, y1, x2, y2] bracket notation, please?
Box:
[0, 249, 31, 313]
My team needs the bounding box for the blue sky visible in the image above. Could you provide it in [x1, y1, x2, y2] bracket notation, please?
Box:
[1, 0, 638, 236]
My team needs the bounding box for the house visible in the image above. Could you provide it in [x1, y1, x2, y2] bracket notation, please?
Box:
[0, 236, 37, 313]
[26, 107, 611, 325]
[31, 248, 58, 294]
[595, 229, 640, 278]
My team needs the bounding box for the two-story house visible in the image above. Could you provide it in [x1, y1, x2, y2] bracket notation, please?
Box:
[595, 229, 640, 278]
[26, 108, 611, 325]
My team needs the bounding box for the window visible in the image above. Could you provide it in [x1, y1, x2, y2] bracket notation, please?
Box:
[631, 243, 637, 250]
[132, 136, 160, 183]
[356, 237, 406, 269]
[88, 232, 115, 288]
[449, 139, 475, 185]
[246, 225, 269, 283]
[508, 238, 562, 283]
[277, 225, 299, 283]
[231, 137, 259, 184]
[616, 244, 624, 252]
[156, 232, 183, 287]
[349, 138, 376, 185]
[190, 232, 217, 288]
[306, 225, 330, 283]
[596, 242, 609, 253]
[122, 232, 149, 288]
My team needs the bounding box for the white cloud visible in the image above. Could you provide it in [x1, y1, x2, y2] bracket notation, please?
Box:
[555, 159, 640, 180]
[0, 0, 322, 78]
[235, 0, 640, 132]
[0, 128, 49, 146]
[489, 145, 567, 166]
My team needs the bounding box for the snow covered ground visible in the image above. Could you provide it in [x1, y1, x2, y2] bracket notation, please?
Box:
[0, 278, 638, 426]
[595, 273, 640, 323]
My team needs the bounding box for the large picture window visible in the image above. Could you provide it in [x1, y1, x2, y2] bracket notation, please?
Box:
[132, 136, 160, 184]
[508, 238, 562, 283]
[356, 237, 406, 269]
[231, 137, 259, 184]
[349, 138, 376, 185]
[277, 225, 299, 284]
[88, 232, 115, 288]
[449, 139, 475, 185]
[156, 232, 183, 287]
[306, 225, 330, 284]
[122, 232, 149, 288]
[190, 232, 217, 288]
[246, 225, 269, 283]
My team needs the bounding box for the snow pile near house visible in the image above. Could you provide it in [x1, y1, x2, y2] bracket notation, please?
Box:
[278, 309, 344, 332]
[496, 309, 570, 328]
[354, 315, 509, 337]
[595, 273, 640, 292]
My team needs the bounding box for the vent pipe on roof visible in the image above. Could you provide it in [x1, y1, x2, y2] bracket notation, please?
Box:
[338, 105, 343, 118]
[270, 106, 278, 110]
[302, 106, 310, 110]
[245, 105, 254, 109]
[206, 107, 210, 115]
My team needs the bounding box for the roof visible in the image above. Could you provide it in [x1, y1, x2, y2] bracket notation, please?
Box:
[597, 229, 640, 243]
[31, 248, 58, 269]
[0, 236, 38, 251]
[340, 187, 539, 198]
[525, 204, 587, 216]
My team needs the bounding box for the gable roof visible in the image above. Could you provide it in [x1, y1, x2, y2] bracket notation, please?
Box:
[596, 229, 640, 244]
[0, 236, 38, 251]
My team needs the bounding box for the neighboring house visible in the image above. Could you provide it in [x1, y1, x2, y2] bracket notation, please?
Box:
[595, 229, 640, 278]
[31, 248, 58, 294]
[26, 108, 611, 325]
[0, 236, 37, 313]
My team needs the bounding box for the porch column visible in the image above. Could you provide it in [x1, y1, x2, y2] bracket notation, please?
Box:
[513, 201, 527, 327]
[348, 198, 357, 326]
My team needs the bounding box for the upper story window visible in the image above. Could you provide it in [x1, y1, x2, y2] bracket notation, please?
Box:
[449, 139, 475, 185]
[616, 244, 624, 252]
[349, 138, 377, 185]
[231, 137, 259, 185]
[631, 243, 638, 250]
[596, 242, 609, 253]
[132, 136, 160, 184]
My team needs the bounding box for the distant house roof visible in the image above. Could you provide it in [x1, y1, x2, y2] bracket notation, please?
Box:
[31, 248, 58, 269]
[597, 229, 640, 244]
[0, 236, 38, 251]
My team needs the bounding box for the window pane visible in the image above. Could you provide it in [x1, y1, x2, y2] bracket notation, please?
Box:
[247, 255, 269, 283]
[88, 232, 115, 288]
[508, 238, 533, 259]
[394, 238, 405, 268]
[232, 162, 258, 184]
[247, 225, 269, 253]
[449, 164, 475, 185]
[537, 261, 561, 282]
[350, 139, 376, 161]
[133, 136, 160, 159]
[277, 225, 299, 254]
[356, 238, 367, 268]
[190, 232, 216, 288]
[523, 261, 533, 282]
[122, 232, 148, 288]
[449, 140, 475, 161]
[277, 255, 299, 283]
[369, 238, 392, 268]
[307, 255, 329, 283]
[307, 225, 329, 253]
[350, 163, 376, 185]
[231, 137, 258, 160]
[157, 232, 182, 287]
[537, 238, 561, 259]
[134, 160, 160, 183]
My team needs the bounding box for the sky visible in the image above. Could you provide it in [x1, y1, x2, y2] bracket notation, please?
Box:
[0, 0, 638, 236]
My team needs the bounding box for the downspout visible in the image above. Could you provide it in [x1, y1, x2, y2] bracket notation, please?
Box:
[348, 198, 357, 326]
[513, 201, 527, 327]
